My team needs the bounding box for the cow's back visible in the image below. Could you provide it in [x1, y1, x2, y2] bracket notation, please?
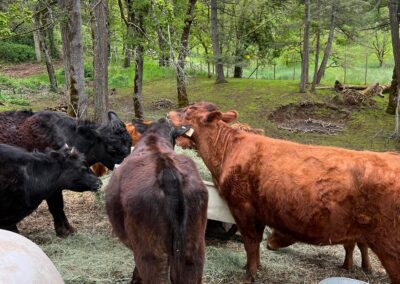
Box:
[220, 134, 400, 244]
[0, 110, 64, 150]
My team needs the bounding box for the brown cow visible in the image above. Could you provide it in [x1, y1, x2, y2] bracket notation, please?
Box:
[168, 102, 400, 283]
[106, 118, 208, 284]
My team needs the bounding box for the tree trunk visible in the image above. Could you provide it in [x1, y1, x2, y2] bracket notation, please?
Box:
[176, 0, 197, 107]
[210, 0, 227, 83]
[47, 26, 59, 59]
[150, 0, 169, 67]
[201, 43, 211, 78]
[233, 47, 244, 78]
[300, 0, 310, 93]
[92, 0, 109, 124]
[58, 0, 86, 118]
[60, 21, 72, 109]
[234, 66, 243, 78]
[69, 0, 86, 118]
[316, 4, 336, 84]
[311, 0, 321, 92]
[125, 0, 146, 119]
[386, 1, 400, 118]
[133, 44, 145, 119]
[123, 43, 131, 68]
[33, 30, 41, 62]
[37, 27, 57, 92]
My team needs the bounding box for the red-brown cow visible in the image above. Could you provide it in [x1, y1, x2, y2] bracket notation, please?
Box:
[168, 102, 400, 283]
[106, 118, 208, 284]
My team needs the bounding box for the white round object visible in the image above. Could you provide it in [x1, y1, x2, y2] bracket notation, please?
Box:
[319, 277, 368, 284]
[0, 229, 64, 284]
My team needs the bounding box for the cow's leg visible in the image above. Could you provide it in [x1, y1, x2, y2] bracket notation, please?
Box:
[369, 238, 400, 283]
[357, 242, 372, 273]
[235, 218, 264, 283]
[266, 229, 296, 250]
[134, 253, 169, 284]
[46, 191, 75, 237]
[342, 242, 355, 270]
[372, 247, 400, 284]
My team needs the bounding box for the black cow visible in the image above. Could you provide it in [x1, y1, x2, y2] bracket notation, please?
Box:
[0, 110, 131, 236]
[106, 118, 208, 284]
[0, 144, 101, 233]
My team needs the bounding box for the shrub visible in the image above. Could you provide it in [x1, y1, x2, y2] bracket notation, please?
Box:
[0, 42, 35, 63]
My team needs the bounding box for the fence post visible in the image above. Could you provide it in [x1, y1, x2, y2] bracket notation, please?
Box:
[364, 54, 368, 85]
[273, 63, 276, 80]
[256, 59, 259, 79]
[344, 50, 347, 84]
[292, 58, 296, 80]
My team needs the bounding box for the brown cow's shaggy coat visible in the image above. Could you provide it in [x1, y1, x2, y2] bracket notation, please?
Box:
[106, 118, 208, 284]
[168, 102, 400, 283]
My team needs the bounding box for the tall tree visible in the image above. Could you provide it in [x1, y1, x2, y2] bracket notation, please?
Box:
[311, 0, 321, 92]
[372, 30, 390, 68]
[315, 3, 336, 84]
[210, 0, 227, 83]
[119, 0, 147, 119]
[151, 0, 169, 67]
[300, 0, 310, 92]
[58, 0, 87, 118]
[91, 0, 109, 123]
[386, 1, 400, 126]
[176, 0, 197, 107]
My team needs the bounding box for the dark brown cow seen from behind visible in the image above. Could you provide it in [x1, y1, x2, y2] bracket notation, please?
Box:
[168, 102, 400, 283]
[106, 118, 208, 284]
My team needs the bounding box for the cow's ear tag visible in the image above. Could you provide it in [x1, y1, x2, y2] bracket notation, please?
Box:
[185, 128, 194, 137]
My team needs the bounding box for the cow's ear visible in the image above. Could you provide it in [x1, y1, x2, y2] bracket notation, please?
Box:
[132, 119, 150, 134]
[108, 111, 120, 122]
[203, 111, 222, 124]
[172, 125, 192, 138]
[77, 125, 99, 141]
[221, 110, 238, 123]
[108, 111, 125, 131]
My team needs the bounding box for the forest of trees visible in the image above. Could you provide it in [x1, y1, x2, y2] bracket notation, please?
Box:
[0, 0, 399, 122]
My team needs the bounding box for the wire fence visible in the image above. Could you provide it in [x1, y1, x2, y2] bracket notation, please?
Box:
[184, 55, 394, 85]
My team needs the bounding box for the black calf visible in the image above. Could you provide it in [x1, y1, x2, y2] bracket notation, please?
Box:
[0, 144, 101, 233]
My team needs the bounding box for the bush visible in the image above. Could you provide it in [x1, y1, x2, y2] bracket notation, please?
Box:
[0, 42, 35, 63]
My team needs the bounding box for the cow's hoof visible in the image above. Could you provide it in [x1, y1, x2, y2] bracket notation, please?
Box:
[55, 224, 76, 238]
[362, 265, 372, 273]
[241, 273, 255, 283]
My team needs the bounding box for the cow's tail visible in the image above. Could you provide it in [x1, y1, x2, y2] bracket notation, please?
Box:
[156, 154, 187, 282]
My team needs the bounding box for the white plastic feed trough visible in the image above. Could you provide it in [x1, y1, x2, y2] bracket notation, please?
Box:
[101, 175, 235, 224]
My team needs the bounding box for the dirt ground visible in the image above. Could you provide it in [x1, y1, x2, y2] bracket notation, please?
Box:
[0, 61, 62, 78]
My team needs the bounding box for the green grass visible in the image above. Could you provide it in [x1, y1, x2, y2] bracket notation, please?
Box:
[113, 77, 396, 152]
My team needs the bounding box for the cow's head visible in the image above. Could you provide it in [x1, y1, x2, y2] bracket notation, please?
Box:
[133, 117, 191, 149]
[168, 102, 238, 149]
[76, 111, 132, 169]
[50, 146, 102, 192]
